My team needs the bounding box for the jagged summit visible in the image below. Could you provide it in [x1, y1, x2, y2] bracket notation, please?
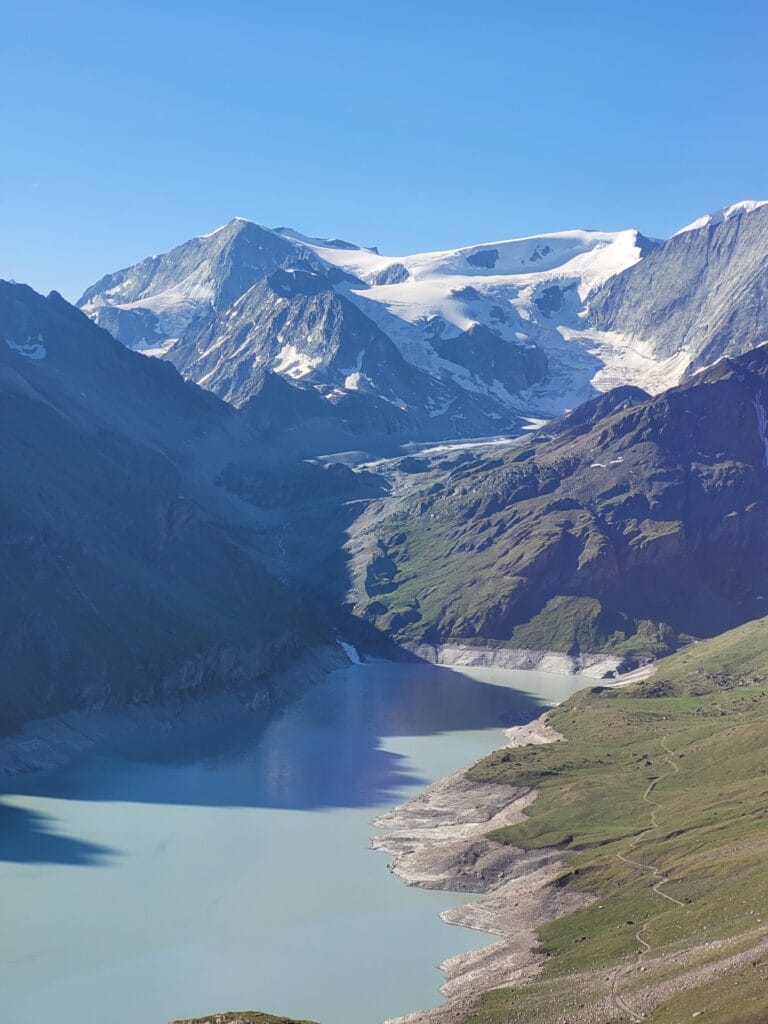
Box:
[77, 200, 768, 441]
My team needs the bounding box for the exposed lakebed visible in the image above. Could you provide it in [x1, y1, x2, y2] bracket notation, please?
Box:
[0, 659, 587, 1024]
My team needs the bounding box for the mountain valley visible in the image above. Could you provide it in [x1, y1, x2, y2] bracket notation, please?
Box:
[4, 198, 768, 1024]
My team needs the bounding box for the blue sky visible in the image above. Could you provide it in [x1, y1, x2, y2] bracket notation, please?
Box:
[1, 0, 767, 299]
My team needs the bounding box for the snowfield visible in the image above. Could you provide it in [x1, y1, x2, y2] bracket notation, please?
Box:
[78, 200, 768, 430]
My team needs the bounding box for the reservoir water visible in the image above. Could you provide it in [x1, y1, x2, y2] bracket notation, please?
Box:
[0, 659, 587, 1024]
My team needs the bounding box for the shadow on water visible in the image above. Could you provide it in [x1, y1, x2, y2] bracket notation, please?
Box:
[0, 661, 558, 862]
[0, 801, 115, 865]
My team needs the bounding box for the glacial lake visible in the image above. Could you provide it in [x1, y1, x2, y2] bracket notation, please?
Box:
[0, 659, 588, 1024]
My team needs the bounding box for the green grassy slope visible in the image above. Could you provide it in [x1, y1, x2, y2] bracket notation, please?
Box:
[462, 619, 768, 1023]
[645, 614, 768, 691]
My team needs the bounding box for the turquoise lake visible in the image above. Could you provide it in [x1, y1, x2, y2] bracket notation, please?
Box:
[0, 659, 588, 1024]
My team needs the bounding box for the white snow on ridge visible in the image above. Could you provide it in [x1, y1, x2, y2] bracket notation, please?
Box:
[199, 216, 249, 239]
[673, 199, 768, 237]
[82, 211, 738, 422]
[260, 223, 652, 413]
[305, 228, 649, 405]
[305, 227, 643, 287]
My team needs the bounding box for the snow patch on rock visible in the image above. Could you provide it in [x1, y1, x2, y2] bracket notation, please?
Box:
[6, 335, 46, 360]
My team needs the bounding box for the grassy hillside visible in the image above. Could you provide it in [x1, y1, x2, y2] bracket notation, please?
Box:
[644, 614, 768, 691]
[462, 620, 768, 1023]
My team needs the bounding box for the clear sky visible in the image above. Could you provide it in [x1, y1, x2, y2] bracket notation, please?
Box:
[1, 0, 767, 299]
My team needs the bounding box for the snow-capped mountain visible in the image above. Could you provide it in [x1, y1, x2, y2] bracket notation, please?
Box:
[78, 218, 331, 349]
[79, 218, 546, 436]
[78, 201, 768, 439]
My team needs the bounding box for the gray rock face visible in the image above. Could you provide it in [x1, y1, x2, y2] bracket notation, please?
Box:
[466, 248, 499, 268]
[589, 202, 768, 371]
[77, 219, 554, 438]
[371, 262, 410, 285]
[434, 322, 546, 392]
[78, 218, 337, 355]
[173, 268, 446, 411]
[78, 203, 768, 443]
[80, 218, 320, 318]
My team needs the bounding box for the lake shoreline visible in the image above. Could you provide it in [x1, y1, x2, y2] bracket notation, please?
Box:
[373, 712, 590, 1024]
[0, 643, 350, 778]
[373, 653, 655, 1024]
[0, 638, 648, 780]
[403, 640, 645, 679]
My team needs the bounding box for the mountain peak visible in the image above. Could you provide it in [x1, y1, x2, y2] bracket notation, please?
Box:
[199, 215, 255, 237]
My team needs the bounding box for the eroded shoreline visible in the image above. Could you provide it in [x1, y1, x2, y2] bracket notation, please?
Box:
[371, 654, 656, 1024]
[403, 641, 645, 679]
[372, 713, 589, 1024]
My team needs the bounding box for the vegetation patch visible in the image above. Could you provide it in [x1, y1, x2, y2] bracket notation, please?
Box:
[462, 617, 768, 1022]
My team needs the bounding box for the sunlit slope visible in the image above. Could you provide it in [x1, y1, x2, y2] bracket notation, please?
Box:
[463, 621, 768, 1023]
[349, 349, 768, 658]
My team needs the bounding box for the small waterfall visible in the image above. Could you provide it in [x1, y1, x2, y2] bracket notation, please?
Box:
[337, 640, 362, 665]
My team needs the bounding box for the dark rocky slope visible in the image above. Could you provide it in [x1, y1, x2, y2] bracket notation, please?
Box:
[348, 346, 768, 657]
[0, 282, 376, 734]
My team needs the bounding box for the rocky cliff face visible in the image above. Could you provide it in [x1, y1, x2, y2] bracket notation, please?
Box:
[78, 204, 768, 443]
[77, 220, 656, 438]
[589, 201, 768, 373]
[170, 267, 478, 420]
[347, 346, 768, 657]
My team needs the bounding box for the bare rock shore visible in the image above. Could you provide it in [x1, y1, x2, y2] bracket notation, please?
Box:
[0, 644, 348, 777]
[372, 715, 590, 1024]
[404, 641, 641, 679]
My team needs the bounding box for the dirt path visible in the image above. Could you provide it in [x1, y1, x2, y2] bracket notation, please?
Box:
[610, 736, 685, 1021]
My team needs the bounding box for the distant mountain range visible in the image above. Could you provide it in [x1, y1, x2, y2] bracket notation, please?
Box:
[78, 201, 768, 442]
[3, 198, 768, 733]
